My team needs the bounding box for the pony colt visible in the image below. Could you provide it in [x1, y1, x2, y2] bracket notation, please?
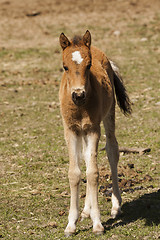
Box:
[59, 30, 131, 236]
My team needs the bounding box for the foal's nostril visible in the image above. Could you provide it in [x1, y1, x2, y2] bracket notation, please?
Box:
[81, 91, 86, 99]
[72, 92, 77, 102]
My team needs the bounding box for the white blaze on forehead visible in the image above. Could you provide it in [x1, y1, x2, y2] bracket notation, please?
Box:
[72, 51, 83, 64]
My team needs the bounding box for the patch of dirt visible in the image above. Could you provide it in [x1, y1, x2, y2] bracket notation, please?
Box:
[0, 0, 160, 48]
[99, 164, 155, 199]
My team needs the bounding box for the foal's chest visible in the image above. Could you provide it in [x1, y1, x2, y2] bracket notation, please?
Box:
[61, 101, 100, 134]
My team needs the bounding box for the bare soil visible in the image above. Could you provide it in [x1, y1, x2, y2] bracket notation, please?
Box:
[0, 0, 160, 48]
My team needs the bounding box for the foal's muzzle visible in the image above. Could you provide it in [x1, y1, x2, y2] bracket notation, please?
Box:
[72, 90, 86, 106]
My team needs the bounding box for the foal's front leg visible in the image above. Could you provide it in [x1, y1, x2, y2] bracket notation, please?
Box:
[64, 128, 81, 236]
[82, 131, 104, 234]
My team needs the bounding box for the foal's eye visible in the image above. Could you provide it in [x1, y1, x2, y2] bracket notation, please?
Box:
[63, 66, 69, 71]
[87, 63, 92, 70]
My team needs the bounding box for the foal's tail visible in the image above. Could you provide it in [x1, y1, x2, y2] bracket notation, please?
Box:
[110, 60, 132, 115]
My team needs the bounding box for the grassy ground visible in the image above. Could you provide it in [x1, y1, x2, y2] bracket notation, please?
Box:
[0, 0, 160, 239]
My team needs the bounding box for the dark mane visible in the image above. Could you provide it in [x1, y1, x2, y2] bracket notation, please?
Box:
[72, 35, 83, 46]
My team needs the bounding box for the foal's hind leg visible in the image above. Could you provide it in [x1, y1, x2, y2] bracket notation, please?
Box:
[81, 179, 90, 220]
[103, 111, 122, 218]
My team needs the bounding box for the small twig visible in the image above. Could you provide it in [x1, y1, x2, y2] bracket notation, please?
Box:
[119, 147, 151, 155]
[100, 146, 151, 155]
[26, 11, 41, 17]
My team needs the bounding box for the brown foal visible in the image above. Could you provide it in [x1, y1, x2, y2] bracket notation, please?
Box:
[59, 30, 131, 236]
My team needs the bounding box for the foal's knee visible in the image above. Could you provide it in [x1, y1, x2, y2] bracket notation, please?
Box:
[68, 169, 81, 186]
[87, 168, 99, 185]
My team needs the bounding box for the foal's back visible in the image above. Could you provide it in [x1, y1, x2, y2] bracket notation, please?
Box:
[89, 46, 114, 115]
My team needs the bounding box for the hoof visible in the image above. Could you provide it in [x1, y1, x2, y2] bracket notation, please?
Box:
[111, 207, 122, 219]
[64, 224, 76, 237]
[93, 223, 104, 235]
[81, 211, 90, 221]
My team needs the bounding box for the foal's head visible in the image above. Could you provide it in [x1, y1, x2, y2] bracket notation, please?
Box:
[59, 30, 92, 106]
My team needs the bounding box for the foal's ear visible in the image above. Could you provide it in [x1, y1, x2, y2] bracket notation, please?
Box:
[59, 33, 71, 50]
[83, 30, 91, 48]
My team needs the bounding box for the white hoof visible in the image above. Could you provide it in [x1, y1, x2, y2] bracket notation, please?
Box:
[93, 223, 104, 235]
[81, 210, 90, 221]
[64, 223, 76, 237]
[111, 206, 122, 219]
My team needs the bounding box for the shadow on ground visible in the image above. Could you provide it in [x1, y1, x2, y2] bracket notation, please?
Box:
[103, 189, 160, 230]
